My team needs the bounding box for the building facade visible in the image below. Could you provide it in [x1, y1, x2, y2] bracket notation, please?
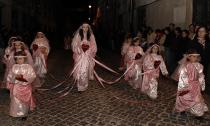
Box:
[98, 0, 193, 33]
[142, 0, 193, 29]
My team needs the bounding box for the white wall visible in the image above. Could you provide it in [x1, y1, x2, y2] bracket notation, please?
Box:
[145, 0, 193, 29]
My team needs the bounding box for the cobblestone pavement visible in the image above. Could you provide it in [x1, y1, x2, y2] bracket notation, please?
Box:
[0, 49, 210, 126]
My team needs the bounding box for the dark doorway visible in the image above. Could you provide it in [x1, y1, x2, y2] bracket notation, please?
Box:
[193, 0, 210, 24]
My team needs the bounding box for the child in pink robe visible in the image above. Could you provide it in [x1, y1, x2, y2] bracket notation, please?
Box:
[2, 40, 33, 89]
[1, 37, 17, 88]
[142, 44, 168, 99]
[7, 51, 36, 120]
[71, 23, 97, 92]
[171, 54, 188, 81]
[31, 32, 50, 87]
[119, 33, 132, 71]
[174, 49, 208, 117]
[125, 37, 144, 89]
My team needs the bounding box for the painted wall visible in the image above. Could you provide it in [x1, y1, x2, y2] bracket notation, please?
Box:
[144, 0, 193, 29]
[98, 0, 193, 32]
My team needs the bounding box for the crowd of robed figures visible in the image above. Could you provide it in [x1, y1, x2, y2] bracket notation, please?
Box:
[1, 23, 209, 121]
[1, 32, 50, 120]
[70, 23, 209, 118]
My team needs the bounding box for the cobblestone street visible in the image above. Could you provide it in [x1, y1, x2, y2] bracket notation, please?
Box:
[0, 50, 210, 126]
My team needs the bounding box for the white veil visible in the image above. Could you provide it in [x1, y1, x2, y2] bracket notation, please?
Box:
[31, 32, 50, 55]
[71, 23, 95, 54]
[8, 37, 18, 47]
[11, 40, 29, 50]
[72, 23, 93, 37]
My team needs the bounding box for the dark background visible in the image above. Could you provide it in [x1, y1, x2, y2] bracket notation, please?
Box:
[0, 0, 98, 49]
[0, 0, 210, 51]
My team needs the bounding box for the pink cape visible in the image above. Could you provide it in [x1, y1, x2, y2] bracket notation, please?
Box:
[175, 63, 208, 116]
[7, 83, 36, 110]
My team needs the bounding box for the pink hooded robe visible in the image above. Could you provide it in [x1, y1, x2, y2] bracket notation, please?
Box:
[71, 25, 97, 91]
[141, 45, 168, 99]
[7, 64, 36, 117]
[2, 41, 34, 89]
[31, 32, 50, 87]
[2, 47, 12, 88]
[1, 37, 17, 88]
[125, 46, 144, 89]
[174, 62, 208, 116]
[120, 42, 130, 69]
[171, 55, 188, 81]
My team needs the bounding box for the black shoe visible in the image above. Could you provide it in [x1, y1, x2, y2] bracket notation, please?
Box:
[6, 89, 10, 93]
[180, 111, 186, 115]
[21, 117, 27, 121]
[195, 116, 204, 121]
[2, 89, 10, 94]
[78, 91, 83, 94]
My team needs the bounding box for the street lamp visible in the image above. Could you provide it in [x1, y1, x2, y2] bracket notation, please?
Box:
[88, 4, 92, 22]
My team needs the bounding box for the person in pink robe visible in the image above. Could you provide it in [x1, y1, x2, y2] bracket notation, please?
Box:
[31, 32, 50, 87]
[7, 51, 36, 120]
[171, 54, 188, 81]
[2, 40, 33, 89]
[71, 23, 97, 92]
[174, 49, 208, 117]
[125, 37, 144, 89]
[142, 44, 168, 99]
[3, 37, 17, 62]
[1, 37, 18, 88]
[119, 33, 132, 71]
